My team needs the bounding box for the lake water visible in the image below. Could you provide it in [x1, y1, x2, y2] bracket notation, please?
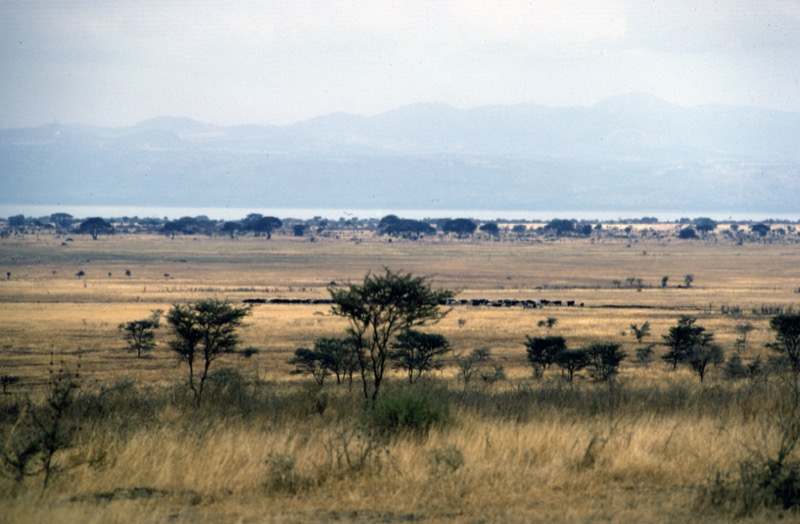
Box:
[0, 204, 797, 223]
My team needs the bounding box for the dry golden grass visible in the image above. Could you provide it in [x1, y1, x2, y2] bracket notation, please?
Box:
[1, 230, 799, 522]
[0, 409, 765, 523]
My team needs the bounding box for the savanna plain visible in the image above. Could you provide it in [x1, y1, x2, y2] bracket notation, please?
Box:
[1, 226, 800, 523]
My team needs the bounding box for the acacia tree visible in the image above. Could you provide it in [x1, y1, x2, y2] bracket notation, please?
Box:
[751, 223, 770, 237]
[166, 299, 250, 405]
[687, 343, 724, 382]
[735, 322, 755, 351]
[389, 329, 450, 383]
[118, 310, 162, 358]
[289, 337, 359, 386]
[768, 313, 800, 372]
[221, 221, 241, 239]
[329, 269, 454, 401]
[524, 335, 566, 371]
[768, 313, 800, 401]
[316, 337, 359, 386]
[250, 216, 282, 239]
[662, 316, 713, 370]
[544, 219, 576, 236]
[693, 217, 718, 237]
[630, 321, 651, 344]
[585, 342, 627, 381]
[442, 218, 477, 238]
[288, 348, 329, 386]
[479, 223, 500, 237]
[554, 349, 588, 382]
[456, 347, 493, 388]
[77, 217, 114, 240]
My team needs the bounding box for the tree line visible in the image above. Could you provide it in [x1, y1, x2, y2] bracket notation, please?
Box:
[2, 213, 795, 243]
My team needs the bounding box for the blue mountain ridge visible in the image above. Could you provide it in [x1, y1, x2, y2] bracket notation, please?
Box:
[2, 94, 798, 213]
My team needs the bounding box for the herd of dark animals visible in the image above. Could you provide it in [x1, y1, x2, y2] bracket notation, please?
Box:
[242, 297, 583, 308]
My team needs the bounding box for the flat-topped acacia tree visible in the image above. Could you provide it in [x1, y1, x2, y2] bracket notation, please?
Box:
[329, 269, 454, 402]
[166, 299, 250, 405]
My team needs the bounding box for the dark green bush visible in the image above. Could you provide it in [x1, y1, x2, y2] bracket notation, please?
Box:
[368, 390, 450, 437]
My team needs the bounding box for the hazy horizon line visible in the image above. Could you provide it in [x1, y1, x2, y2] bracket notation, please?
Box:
[6, 92, 799, 131]
[2, 204, 797, 224]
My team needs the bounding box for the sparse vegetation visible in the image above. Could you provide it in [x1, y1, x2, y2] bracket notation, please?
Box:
[2, 223, 800, 521]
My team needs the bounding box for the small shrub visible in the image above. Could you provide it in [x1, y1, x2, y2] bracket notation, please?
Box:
[1, 375, 21, 395]
[725, 354, 749, 380]
[264, 453, 308, 494]
[1, 363, 81, 490]
[585, 342, 626, 382]
[203, 368, 250, 410]
[480, 364, 507, 384]
[321, 423, 386, 476]
[634, 345, 655, 366]
[428, 445, 464, 476]
[368, 391, 450, 437]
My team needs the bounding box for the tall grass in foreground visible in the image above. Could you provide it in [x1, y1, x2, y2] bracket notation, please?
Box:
[3, 368, 800, 522]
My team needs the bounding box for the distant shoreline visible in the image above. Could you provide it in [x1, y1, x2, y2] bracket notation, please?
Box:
[1, 204, 797, 223]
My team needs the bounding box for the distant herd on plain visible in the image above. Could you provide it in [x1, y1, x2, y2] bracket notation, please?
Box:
[243, 297, 583, 308]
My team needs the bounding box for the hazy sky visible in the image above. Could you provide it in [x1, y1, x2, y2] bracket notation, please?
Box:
[2, 0, 799, 128]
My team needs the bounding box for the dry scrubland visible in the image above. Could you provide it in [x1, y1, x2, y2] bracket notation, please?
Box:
[1, 230, 799, 522]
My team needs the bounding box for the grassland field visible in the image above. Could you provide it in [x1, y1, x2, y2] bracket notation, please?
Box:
[1, 229, 799, 522]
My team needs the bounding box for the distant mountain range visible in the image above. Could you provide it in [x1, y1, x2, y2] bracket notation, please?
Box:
[2, 93, 799, 213]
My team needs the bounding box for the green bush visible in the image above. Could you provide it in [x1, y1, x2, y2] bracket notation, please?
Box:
[264, 453, 309, 494]
[428, 444, 464, 476]
[368, 391, 450, 437]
